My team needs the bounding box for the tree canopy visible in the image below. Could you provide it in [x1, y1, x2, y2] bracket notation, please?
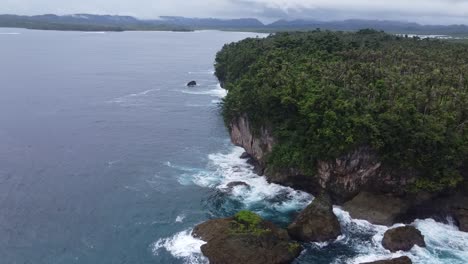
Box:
[216, 30, 468, 191]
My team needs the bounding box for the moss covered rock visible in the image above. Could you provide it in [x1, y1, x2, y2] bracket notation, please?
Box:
[192, 211, 302, 264]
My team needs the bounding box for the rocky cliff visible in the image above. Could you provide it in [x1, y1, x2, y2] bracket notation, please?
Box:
[229, 115, 468, 229]
[229, 115, 416, 203]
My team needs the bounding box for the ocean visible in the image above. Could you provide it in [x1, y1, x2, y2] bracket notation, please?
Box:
[0, 28, 466, 264]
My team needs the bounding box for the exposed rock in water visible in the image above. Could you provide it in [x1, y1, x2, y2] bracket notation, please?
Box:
[240, 152, 251, 159]
[382, 226, 426, 252]
[192, 211, 302, 264]
[287, 192, 342, 242]
[187, 80, 197, 87]
[343, 192, 411, 226]
[360, 256, 412, 264]
[226, 181, 251, 191]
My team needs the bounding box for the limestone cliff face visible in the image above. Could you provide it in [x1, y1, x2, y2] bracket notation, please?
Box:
[229, 115, 275, 167]
[229, 115, 416, 203]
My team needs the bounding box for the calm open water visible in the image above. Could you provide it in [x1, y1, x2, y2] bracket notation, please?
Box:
[0, 28, 467, 264]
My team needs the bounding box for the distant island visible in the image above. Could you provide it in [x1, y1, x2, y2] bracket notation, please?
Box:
[2, 14, 468, 36]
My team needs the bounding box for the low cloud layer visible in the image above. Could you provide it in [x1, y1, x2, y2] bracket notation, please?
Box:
[2, 0, 468, 25]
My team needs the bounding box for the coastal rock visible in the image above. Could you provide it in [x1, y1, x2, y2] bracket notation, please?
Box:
[315, 148, 417, 203]
[187, 80, 197, 87]
[287, 193, 342, 242]
[240, 152, 251, 159]
[454, 208, 468, 232]
[399, 191, 468, 231]
[361, 256, 412, 264]
[343, 192, 410, 226]
[230, 115, 275, 170]
[382, 226, 426, 252]
[193, 211, 302, 264]
[226, 181, 251, 190]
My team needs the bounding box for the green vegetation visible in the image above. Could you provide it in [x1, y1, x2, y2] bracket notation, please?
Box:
[230, 210, 271, 235]
[216, 30, 468, 191]
[288, 242, 301, 253]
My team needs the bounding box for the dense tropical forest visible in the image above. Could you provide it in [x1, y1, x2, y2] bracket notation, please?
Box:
[216, 30, 468, 191]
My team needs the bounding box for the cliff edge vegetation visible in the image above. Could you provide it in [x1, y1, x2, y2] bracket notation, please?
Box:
[216, 30, 468, 192]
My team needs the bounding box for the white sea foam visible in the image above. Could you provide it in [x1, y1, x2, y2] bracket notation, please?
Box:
[0, 32, 20, 35]
[175, 146, 312, 214]
[188, 70, 215, 75]
[181, 84, 227, 99]
[153, 230, 207, 264]
[164, 152, 468, 264]
[108, 88, 160, 105]
[175, 214, 186, 223]
[334, 208, 468, 264]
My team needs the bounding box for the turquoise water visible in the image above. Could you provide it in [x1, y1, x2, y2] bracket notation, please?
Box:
[0, 28, 466, 264]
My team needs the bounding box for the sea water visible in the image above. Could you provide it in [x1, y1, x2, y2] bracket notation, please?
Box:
[0, 28, 466, 264]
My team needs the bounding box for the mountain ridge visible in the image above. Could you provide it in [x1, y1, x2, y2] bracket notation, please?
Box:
[1, 14, 468, 35]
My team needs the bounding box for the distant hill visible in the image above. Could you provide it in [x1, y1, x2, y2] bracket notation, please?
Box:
[0, 14, 190, 31]
[269, 19, 468, 35]
[156, 16, 264, 29]
[1, 14, 468, 36]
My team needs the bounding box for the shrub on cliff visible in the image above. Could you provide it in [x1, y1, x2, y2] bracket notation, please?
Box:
[216, 30, 468, 191]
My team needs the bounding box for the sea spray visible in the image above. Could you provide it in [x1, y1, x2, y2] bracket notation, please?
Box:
[153, 230, 207, 264]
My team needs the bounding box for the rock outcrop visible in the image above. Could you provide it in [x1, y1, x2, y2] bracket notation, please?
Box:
[287, 193, 342, 242]
[192, 211, 302, 264]
[230, 115, 275, 168]
[382, 226, 426, 252]
[361, 256, 412, 264]
[187, 80, 197, 87]
[343, 192, 411, 226]
[225, 181, 251, 192]
[398, 191, 468, 232]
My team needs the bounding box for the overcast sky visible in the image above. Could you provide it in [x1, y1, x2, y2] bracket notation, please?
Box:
[2, 0, 468, 25]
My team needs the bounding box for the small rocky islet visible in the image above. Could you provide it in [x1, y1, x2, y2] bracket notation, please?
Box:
[193, 30, 468, 263]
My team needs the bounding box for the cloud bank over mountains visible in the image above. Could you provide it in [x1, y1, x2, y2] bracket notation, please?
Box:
[2, 0, 468, 24]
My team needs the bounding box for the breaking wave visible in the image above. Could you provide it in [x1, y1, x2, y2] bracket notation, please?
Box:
[152, 230, 207, 264]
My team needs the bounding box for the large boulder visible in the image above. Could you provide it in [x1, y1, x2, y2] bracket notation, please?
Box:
[382, 226, 426, 252]
[361, 256, 412, 264]
[343, 192, 410, 226]
[187, 80, 197, 87]
[287, 193, 342, 242]
[192, 211, 302, 264]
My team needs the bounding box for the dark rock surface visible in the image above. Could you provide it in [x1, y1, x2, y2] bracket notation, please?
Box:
[361, 256, 412, 264]
[382, 226, 426, 252]
[192, 213, 302, 264]
[287, 193, 342, 242]
[399, 191, 468, 232]
[187, 80, 197, 87]
[240, 152, 251, 159]
[343, 192, 411, 226]
[454, 208, 468, 232]
[226, 181, 250, 190]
